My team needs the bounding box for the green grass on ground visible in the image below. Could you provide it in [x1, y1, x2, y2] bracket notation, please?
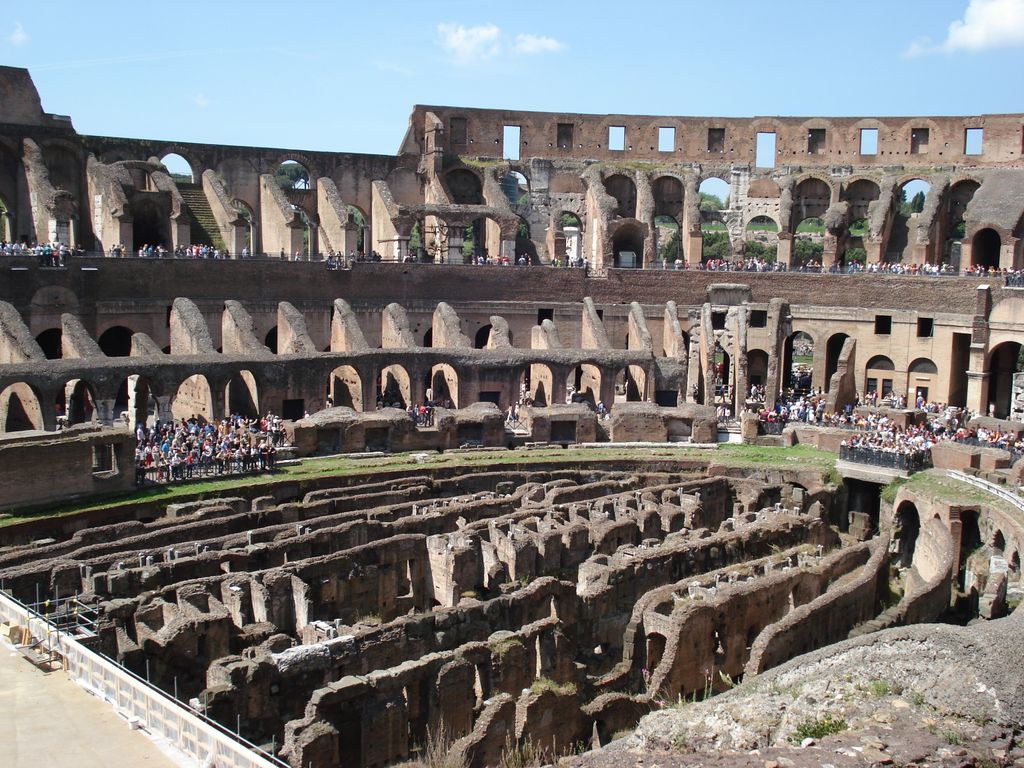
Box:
[0, 443, 838, 528]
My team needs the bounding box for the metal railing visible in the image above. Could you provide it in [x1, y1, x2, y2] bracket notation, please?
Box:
[0, 589, 286, 768]
[952, 437, 1024, 465]
[947, 470, 1024, 514]
[135, 459, 277, 486]
[839, 444, 932, 473]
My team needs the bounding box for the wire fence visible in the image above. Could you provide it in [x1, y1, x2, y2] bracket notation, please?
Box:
[135, 459, 278, 487]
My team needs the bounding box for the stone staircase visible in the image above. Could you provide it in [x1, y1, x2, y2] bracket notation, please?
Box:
[176, 183, 225, 251]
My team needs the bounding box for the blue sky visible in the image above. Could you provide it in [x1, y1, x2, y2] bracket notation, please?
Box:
[2, 0, 1023, 157]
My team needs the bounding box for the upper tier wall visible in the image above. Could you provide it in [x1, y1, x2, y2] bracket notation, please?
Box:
[411, 105, 1024, 167]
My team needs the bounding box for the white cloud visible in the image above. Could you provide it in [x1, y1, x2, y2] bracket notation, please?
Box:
[436, 23, 501, 65]
[194, 93, 209, 109]
[904, 0, 1024, 56]
[512, 33, 565, 55]
[8, 22, 28, 46]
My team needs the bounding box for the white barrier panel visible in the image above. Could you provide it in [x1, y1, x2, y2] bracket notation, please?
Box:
[947, 470, 1024, 518]
[0, 591, 282, 768]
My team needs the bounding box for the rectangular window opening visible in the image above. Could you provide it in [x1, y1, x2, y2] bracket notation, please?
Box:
[708, 128, 725, 153]
[874, 315, 892, 335]
[807, 128, 826, 155]
[917, 317, 934, 338]
[755, 132, 776, 169]
[502, 125, 521, 161]
[859, 128, 878, 155]
[608, 125, 626, 151]
[964, 127, 983, 156]
[92, 444, 115, 474]
[711, 311, 727, 330]
[658, 127, 675, 153]
[556, 123, 574, 149]
[911, 128, 929, 155]
[450, 117, 467, 145]
[749, 310, 768, 328]
[537, 308, 554, 324]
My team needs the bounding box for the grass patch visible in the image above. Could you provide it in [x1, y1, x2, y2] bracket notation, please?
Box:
[528, 677, 577, 697]
[0, 443, 837, 529]
[793, 713, 847, 741]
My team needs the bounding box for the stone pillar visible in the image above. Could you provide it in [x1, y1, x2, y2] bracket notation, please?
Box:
[966, 370, 989, 415]
[864, 239, 884, 265]
[155, 395, 173, 425]
[94, 398, 116, 427]
[395, 236, 410, 263]
[447, 229, 464, 264]
[550, 365, 569, 406]
[599, 367, 617, 411]
[686, 231, 703, 266]
[776, 233, 793, 268]
[500, 239, 516, 263]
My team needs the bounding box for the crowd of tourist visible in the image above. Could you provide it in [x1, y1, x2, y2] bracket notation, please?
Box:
[1, 240, 79, 266]
[134, 412, 287, 484]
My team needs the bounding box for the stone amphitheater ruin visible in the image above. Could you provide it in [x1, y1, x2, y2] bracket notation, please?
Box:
[0, 66, 1022, 768]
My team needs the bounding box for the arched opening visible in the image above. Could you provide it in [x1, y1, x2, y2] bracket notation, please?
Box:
[985, 341, 1023, 418]
[500, 171, 529, 205]
[445, 169, 484, 205]
[226, 370, 259, 418]
[474, 324, 492, 349]
[865, 355, 896, 399]
[529, 362, 553, 406]
[793, 178, 831, 229]
[746, 349, 770, 389]
[276, 160, 310, 190]
[992, 530, 1006, 557]
[172, 374, 214, 422]
[825, 333, 850, 393]
[264, 328, 278, 354]
[604, 174, 637, 219]
[711, 343, 732, 409]
[379, 365, 410, 409]
[62, 379, 97, 425]
[130, 197, 168, 251]
[233, 199, 255, 254]
[782, 332, 814, 393]
[429, 364, 459, 407]
[569, 364, 601, 406]
[654, 215, 681, 266]
[908, 357, 938, 405]
[0, 195, 10, 242]
[347, 205, 366, 253]
[161, 153, 194, 184]
[958, 509, 982, 592]
[0, 383, 43, 432]
[515, 217, 538, 265]
[653, 176, 684, 220]
[98, 325, 134, 357]
[554, 211, 584, 266]
[947, 180, 979, 257]
[894, 501, 920, 568]
[842, 179, 880, 221]
[615, 366, 645, 403]
[329, 365, 362, 410]
[699, 177, 730, 263]
[422, 328, 433, 348]
[36, 328, 62, 359]
[887, 179, 931, 263]
[972, 228, 1001, 270]
[612, 223, 644, 268]
[744, 216, 778, 263]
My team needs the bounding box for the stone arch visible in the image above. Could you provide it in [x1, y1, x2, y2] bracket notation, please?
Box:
[791, 177, 832, 231]
[604, 174, 637, 219]
[98, 325, 134, 357]
[226, 369, 259, 418]
[62, 378, 98, 425]
[275, 159, 312, 190]
[41, 141, 81, 198]
[552, 211, 584, 265]
[445, 169, 484, 205]
[499, 170, 529, 205]
[380, 364, 411, 409]
[130, 195, 170, 250]
[515, 216, 539, 264]
[985, 340, 1022, 418]
[329, 365, 362, 410]
[865, 355, 896, 398]
[957, 509, 982, 591]
[265, 327, 278, 354]
[430, 363, 459, 407]
[947, 179, 980, 242]
[841, 178, 881, 221]
[474, 324, 492, 349]
[615, 366, 646, 402]
[528, 361, 553, 406]
[172, 374, 214, 422]
[654, 214, 681, 264]
[612, 222, 645, 268]
[159, 151, 197, 183]
[569, 363, 602, 406]
[972, 228, 1001, 270]
[0, 382, 44, 432]
[652, 175, 684, 219]
[127, 375, 161, 428]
